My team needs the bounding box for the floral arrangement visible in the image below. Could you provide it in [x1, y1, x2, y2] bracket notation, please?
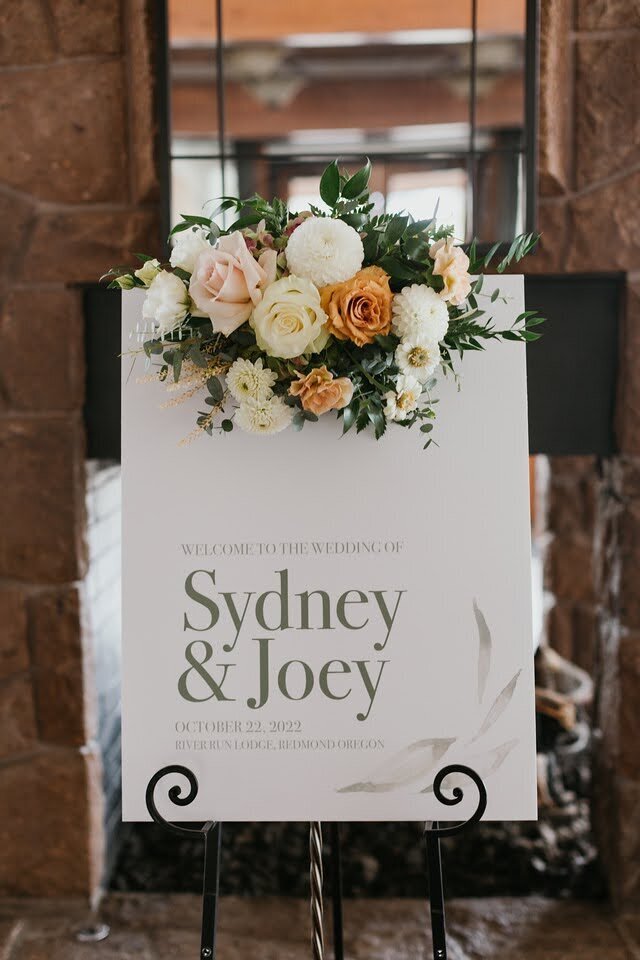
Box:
[106, 159, 541, 447]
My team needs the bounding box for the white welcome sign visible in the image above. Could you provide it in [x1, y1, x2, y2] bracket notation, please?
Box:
[121, 276, 537, 822]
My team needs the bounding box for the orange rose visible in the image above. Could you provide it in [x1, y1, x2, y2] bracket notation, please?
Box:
[320, 266, 392, 347]
[289, 365, 354, 416]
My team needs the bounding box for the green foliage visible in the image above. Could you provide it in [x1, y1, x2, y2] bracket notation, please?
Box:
[169, 215, 219, 242]
[319, 160, 341, 206]
[107, 156, 543, 448]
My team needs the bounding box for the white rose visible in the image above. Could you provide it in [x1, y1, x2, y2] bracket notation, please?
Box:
[134, 258, 161, 287]
[142, 270, 191, 337]
[250, 275, 328, 359]
[170, 226, 212, 273]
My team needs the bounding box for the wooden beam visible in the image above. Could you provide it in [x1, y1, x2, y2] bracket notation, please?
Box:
[172, 74, 524, 138]
[169, 0, 526, 43]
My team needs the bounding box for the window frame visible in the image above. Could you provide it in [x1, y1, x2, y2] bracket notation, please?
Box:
[156, 0, 540, 250]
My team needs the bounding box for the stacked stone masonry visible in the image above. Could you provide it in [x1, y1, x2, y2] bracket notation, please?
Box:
[0, 0, 162, 897]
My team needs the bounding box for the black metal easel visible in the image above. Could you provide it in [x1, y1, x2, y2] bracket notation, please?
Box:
[145, 763, 487, 960]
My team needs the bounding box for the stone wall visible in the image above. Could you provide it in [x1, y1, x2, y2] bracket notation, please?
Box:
[0, 0, 162, 897]
[528, 0, 640, 907]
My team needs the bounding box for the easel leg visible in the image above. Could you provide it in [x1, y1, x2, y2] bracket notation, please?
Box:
[200, 822, 222, 959]
[425, 824, 447, 960]
[310, 822, 325, 960]
[329, 823, 345, 960]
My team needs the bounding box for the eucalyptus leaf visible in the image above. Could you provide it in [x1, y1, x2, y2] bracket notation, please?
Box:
[189, 345, 207, 368]
[206, 376, 224, 402]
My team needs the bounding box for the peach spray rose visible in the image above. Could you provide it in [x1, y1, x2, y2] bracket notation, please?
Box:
[289, 365, 354, 416]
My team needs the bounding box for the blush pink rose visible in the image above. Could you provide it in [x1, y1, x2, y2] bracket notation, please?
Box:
[189, 232, 277, 336]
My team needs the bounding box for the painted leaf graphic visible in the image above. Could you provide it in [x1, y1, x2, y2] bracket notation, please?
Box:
[337, 737, 456, 793]
[420, 739, 518, 794]
[474, 599, 491, 705]
[472, 669, 521, 743]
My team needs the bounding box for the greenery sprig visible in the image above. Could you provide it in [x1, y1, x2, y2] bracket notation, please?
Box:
[105, 157, 543, 447]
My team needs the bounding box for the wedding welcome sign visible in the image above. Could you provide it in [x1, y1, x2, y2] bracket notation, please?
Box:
[121, 275, 537, 823]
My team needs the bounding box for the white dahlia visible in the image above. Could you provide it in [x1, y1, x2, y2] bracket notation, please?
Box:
[285, 216, 364, 287]
[226, 357, 276, 403]
[384, 375, 422, 422]
[395, 336, 440, 383]
[235, 395, 293, 435]
[391, 284, 449, 342]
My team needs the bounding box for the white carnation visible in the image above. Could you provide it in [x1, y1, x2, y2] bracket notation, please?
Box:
[392, 284, 449, 341]
[170, 226, 212, 273]
[142, 270, 190, 336]
[226, 357, 276, 403]
[235, 395, 293, 435]
[384, 375, 422, 422]
[395, 336, 440, 383]
[285, 216, 364, 287]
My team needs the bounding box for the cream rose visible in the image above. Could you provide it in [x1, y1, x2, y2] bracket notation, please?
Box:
[250, 276, 328, 359]
[189, 231, 277, 337]
[429, 238, 472, 307]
